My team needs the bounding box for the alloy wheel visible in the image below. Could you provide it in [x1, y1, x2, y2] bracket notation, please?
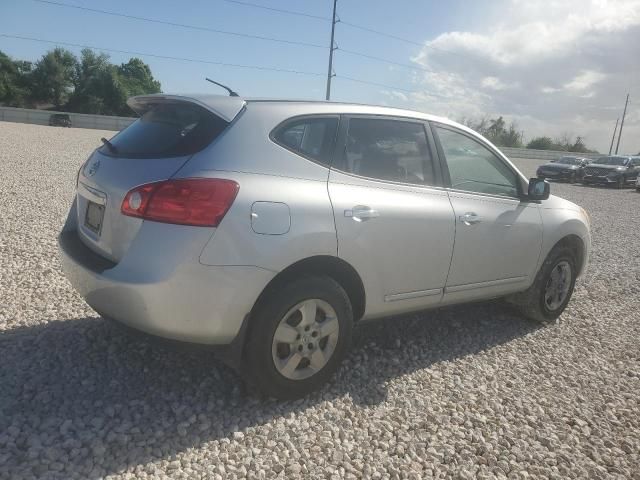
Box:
[271, 299, 339, 380]
[543, 261, 572, 311]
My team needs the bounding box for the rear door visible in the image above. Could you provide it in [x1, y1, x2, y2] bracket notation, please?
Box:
[76, 97, 239, 262]
[431, 124, 543, 301]
[328, 116, 455, 318]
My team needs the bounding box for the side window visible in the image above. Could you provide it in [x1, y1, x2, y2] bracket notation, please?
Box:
[434, 126, 519, 197]
[336, 118, 436, 185]
[272, 117, 338, 166]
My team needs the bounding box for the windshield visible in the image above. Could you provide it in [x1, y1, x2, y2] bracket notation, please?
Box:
[553, 157, 581, 165]
[595, 156, 628, 166]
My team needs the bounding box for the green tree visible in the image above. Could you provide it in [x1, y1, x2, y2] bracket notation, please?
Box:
[461, 116, 522, 147]
[527, 136, 555, 150]
[0, 51, 34, 107]
[30, 48, 78, 108]
[67, 51, 161, 115]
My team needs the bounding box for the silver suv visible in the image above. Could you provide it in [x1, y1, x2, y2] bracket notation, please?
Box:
[59, 94, 591, 398]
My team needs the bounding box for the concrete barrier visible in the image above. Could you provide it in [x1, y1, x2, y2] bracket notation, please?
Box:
[0, 106, 136, 131]
[501, 146, 602, 161]
[0, 107, 607, 161]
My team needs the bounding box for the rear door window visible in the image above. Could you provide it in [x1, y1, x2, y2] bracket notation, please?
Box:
[101, 103, 228, 158]
[335, 117, 436, 186]
[272, 116, 339, 166]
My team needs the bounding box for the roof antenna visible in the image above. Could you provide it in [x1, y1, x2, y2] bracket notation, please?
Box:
[205, 78, 239, 97]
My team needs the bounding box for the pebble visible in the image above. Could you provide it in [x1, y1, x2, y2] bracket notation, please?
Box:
[0, 123, 639, 479]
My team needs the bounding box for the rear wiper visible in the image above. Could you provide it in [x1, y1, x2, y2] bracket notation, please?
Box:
[100, 137, 118, 154]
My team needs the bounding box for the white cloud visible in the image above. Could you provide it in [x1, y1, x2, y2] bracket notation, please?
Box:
[481, 76, 510, 91]
[564, 71, 606, 91]
[401, 0, 640, 153]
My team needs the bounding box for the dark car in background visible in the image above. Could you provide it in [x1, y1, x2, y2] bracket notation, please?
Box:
[49, 113, 72, 127]
[582, 156, 640, 188]
[536, 156, 590, 183]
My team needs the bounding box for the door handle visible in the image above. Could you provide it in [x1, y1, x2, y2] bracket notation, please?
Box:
[459, 212, 482, 225]
[345, 205, 379, 222]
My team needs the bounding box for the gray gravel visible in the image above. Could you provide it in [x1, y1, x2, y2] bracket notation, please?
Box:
[1, 121, 639, 479]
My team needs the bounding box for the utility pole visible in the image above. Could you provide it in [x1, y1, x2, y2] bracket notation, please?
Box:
[325, 0, 338, 101]
[614, 93, 629, 154]
[608, 118, 619, 155]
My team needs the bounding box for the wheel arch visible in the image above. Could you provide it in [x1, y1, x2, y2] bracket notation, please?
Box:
[250, 255, 366, 322]
[548, 234, 586, 276]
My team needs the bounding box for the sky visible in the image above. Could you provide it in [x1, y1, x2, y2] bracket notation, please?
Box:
[1, 0, 639, 154]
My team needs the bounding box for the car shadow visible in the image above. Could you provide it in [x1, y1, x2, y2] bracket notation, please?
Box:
[0, 301, 540, 478]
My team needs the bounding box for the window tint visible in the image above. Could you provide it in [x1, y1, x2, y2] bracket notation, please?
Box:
[273, 117, 338, 166]
[336, 118, 435, 185]
[101, 103, 228, 158]
[435, 126, 519, 197]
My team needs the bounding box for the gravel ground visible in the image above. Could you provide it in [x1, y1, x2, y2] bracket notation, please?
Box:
[1, 121, 639, 479]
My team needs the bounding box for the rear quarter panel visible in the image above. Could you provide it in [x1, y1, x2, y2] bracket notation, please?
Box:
[193, 171, 337, 272]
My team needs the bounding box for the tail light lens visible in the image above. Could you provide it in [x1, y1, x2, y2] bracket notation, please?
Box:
[121, 178, 239, 227]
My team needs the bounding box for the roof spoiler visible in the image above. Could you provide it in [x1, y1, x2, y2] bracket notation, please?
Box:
[127, 94, 245, 123]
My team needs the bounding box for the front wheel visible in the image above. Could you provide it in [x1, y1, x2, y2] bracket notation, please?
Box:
[244, 276, 353, 399]
[509, 247, 577, 324]
[616, 176, 625, 189]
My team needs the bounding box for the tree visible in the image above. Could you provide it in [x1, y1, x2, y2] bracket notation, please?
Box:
[67, 49, 112, 113]
[461, 116, 523, 147]
[30, 48, 78, 108]
[0, 51, 33, 107]
[63, 51, 161, 115]
[527, 136, 554, 150]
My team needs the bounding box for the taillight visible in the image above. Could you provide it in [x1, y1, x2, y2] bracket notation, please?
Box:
[121, 178, 239, 227]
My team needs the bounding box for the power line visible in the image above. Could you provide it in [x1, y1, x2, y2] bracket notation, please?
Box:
[0, 34, 325, 77]
[339, 20, 468, 59]
[220, 0, 330, 21]
[335, 75, 417, 94]
[30, 0, 434, 81]
[338, 48, 434, 73]
[2, 34, 433, 98]
[340, 20, 423, 47]
[31, 0, 326, 49]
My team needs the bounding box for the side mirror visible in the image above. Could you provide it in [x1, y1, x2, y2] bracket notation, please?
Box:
[527, 178, 550, 200]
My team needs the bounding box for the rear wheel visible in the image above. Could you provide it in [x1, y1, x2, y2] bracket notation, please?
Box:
[509, 247, 577, 324]
[244, 276, 353, 399]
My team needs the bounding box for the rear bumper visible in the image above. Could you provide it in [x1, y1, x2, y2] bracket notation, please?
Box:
[58, 228, 274, 345]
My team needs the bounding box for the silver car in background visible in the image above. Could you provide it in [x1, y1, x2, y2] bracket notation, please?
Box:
[59, 94, 591, 398]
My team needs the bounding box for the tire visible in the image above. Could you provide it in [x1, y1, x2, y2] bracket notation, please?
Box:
[243, 276, 353, 399]
[509, 247, 577, 325]
[616, 176, 625, 189]
[569, 172, 577, 184]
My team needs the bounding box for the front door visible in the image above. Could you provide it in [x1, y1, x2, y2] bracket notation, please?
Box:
[431, 124, 544, 302]
[328, 116, 456, 318]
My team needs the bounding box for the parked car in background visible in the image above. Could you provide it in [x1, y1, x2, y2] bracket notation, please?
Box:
[582, 155, 640, 188]
[58, 94, 591, 399]
[536, 156, 590, 183]
[49, 113, 72, 127]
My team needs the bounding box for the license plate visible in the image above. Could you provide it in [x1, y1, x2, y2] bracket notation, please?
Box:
[85, 201, 105, 234]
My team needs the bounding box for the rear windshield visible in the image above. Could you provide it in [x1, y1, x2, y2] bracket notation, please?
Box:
[101, 103, 228, 158]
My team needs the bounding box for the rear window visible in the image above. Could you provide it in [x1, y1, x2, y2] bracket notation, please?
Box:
[271, 116, 339, 166]
[101, 103, 228, 158]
